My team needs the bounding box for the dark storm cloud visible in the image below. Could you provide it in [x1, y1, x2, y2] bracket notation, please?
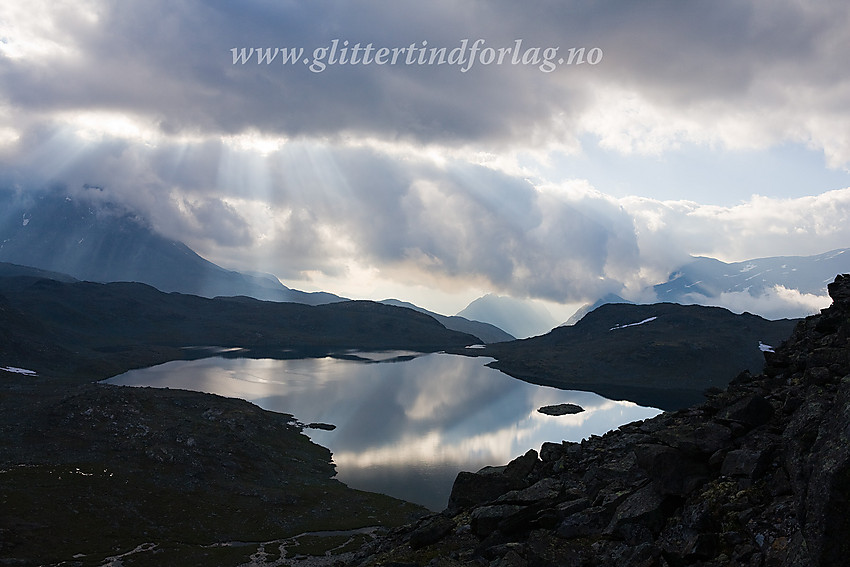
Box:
[0, 0, 599, 144]
[4, 0, 848, 153]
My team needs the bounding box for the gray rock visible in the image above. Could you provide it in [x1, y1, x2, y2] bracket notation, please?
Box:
[504, 449, 539, 481]
[684, 532, 720, 560]
[305, 422, 336, 430]
[556, 506, 609, 539]
[606, 483, 669, 536]
[556, 497, 590, 517]
[353, 275, 850, 567]
[497, 505, 553, 535]
[692, 422, 733, 455]
[471, 505, 526, 537]
[498, 477, 562, 504]
[721, 448, 772, 481]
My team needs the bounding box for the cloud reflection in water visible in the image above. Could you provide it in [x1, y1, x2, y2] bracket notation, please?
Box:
[108, 352, 661, 510]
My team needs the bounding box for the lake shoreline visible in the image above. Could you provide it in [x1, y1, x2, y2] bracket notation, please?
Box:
[105, 351, 662, 512]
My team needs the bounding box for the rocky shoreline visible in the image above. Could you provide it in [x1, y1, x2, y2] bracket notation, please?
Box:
[351, 274, 850, 566]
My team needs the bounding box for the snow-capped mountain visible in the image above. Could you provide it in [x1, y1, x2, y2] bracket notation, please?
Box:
[652, 249, 848, 319]
[561, 250, 847, 326]
[655, 249, 849, 298]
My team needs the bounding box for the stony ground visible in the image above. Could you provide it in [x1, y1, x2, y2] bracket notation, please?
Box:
[0, 378, 426, 566]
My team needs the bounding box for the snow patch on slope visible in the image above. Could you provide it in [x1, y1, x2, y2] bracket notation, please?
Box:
[610, 317, 657, 331]
[1, 366, 37, 376]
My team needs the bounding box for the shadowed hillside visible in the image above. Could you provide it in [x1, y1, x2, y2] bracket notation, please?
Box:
[479, 302, 798, 410]
[0, 190, 343, 304]
[0, 270, 479, 381]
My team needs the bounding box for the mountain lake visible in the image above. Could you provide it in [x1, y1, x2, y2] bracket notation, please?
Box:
[105, 350, 662, 510]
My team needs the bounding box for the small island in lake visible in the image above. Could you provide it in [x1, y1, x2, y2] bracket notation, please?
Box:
[537, 402, 584, 416]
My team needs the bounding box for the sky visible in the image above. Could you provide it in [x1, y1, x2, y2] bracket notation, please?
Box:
[1, 0, 849, 319]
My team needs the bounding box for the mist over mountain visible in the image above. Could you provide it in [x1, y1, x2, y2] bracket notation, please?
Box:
[562, 293, 632, 326]
[0, 189, 343, 305]
[380, 299, 514, 343]
[558, 250, 847, 327]
[457, 294, 559, 339]
[651, 249, 848, 318]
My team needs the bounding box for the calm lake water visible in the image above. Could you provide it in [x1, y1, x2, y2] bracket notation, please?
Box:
[106, 351, 662, 510]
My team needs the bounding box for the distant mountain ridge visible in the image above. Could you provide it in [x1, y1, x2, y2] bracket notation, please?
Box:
[563, 249, 848, 326]
[0, 272, 479, 378]
[562, 293, 631, 326]
[0, 261, 79, 283]
[381, 299, 515, 344]
[654, 248, 849, 300]
[0, 190, 343, 305]
[457, 294, 559, 338]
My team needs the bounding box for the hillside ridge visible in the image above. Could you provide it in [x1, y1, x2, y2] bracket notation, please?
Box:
[479, 301, 798, 410]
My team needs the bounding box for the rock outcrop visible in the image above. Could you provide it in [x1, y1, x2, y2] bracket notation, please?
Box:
[353, 274, 850, 566]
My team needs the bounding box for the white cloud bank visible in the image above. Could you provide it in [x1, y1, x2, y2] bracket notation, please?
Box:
[678, 285, 830, 320]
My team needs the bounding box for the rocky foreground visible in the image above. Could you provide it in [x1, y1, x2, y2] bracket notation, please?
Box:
[352, 275, 850, 566]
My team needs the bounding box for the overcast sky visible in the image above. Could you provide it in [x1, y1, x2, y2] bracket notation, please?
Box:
[1, 0, 849, 317]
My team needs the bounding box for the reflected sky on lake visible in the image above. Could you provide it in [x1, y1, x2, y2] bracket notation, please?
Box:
[107, 352, 661, 510]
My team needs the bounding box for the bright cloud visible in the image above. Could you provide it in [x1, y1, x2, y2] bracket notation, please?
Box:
[1, 0, 850, 316]
[623, 189, 850, 265]
[679, 285, 830, 320]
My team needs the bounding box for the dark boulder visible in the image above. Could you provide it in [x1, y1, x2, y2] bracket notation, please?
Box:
[827, 273, 850, 304]
[716, 395, 775, 430]
[447, 470, 523, 511]
[539, 441, 566, 463]
[504, 449, 540, 481]
[606, 483, 671, 537]
[497, 477, 562, 505]
[721, 448, 773, 483]
[408, 515, 455, 549]
[633, 443, 708, 496]
[470, 505, 526, 537]
[556, 506, 610, 539]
